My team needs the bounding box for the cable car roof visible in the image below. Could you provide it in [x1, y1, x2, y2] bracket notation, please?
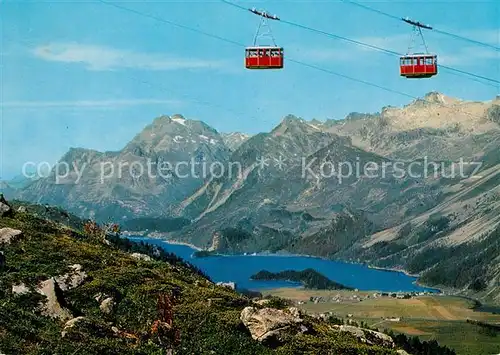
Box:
[249, 7, 280, 21]
[245, 46, 283, 49]
[401, 53, 437, 57]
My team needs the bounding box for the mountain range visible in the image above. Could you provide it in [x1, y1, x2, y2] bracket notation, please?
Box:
[5, 92, 500, 304]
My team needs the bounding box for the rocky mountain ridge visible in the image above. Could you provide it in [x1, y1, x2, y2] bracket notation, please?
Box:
[9, 92, 500, 303]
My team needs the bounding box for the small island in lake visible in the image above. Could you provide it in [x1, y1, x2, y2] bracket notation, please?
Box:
[251, 268, 353, 290]
[193, 250, 221, 258]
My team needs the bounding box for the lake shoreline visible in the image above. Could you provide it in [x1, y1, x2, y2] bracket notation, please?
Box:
[122, 234, 441, 293]
[189, 246, 440, 292]
[123, 232, 203, 251]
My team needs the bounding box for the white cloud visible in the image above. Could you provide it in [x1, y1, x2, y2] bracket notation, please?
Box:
[0, 98, 183, 109]
[33, 42, 224, 71]
[438, 46, 499, 66]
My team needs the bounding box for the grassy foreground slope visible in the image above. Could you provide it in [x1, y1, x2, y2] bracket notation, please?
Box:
[0, 201, 401, 355]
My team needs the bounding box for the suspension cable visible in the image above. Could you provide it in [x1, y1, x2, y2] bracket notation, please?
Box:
[340, 0, 500, 52]
[96, 0, 491, 122]
[97, 0, 420, 101]
[220, 0, 499, 87]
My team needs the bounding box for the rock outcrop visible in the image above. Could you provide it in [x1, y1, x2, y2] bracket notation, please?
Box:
[240, 306, 309, 346]
[332, 325, 395, 348]
[100, 297, 115, 314]
[0, 228, 23, 245]
[61, 317, 86, 338]
[208, 232, 222, 251]
[216, 281, 236, 290]
[54, 264, 87, 291]
[131, 253, 153, 261]
[12, 283, 30, 295]
[37, 278, 73, 321]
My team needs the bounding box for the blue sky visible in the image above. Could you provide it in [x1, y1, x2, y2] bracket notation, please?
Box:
[1, 0, 499, 179]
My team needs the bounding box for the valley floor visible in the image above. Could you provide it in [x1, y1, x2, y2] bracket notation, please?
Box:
[262, 288, 500, 355]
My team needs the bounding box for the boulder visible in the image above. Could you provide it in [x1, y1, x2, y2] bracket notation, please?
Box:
[12, 283, 30, 295]
[131, 253, 152, 261]
[61, 316, 86, 338]
[332, 325, 395, 348]
[100, 297, 115, 314]
[37, 278, 73, 321]
[0, 228, 23, 245]
[94, 292, 107, 302]
[240, 306, 308, 345]
[54, 264, 87, 291]
[253, 299, 270, 306]
[17, 206, 27, 213]
[216, 281, 236, 290]
[397, 350, 412, 355]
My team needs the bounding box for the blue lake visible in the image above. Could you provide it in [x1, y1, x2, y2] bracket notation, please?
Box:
[129, 236, 439, 293]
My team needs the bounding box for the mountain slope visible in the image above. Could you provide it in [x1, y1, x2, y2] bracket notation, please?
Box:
[322, 92, 500, 161]
[172, 94, 500, 302]
[173, 116, 450, 254]
[0, 200, 411, 354]
[221, 132, 252, 151]
[0, 182, 16, 200]
[351, 162, 500, 304]
[17, 115, 231, 221]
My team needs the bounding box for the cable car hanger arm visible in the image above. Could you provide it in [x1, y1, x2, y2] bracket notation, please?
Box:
[402, 17, 433, 30]
[249, 8, 280, 21]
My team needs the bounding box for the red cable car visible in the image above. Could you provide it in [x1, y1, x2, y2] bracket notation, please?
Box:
[400, 18, 438, 79]
[245, 46, 283, 69]
[245, 8, 283, 70]
[400, 54, 437, 78]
